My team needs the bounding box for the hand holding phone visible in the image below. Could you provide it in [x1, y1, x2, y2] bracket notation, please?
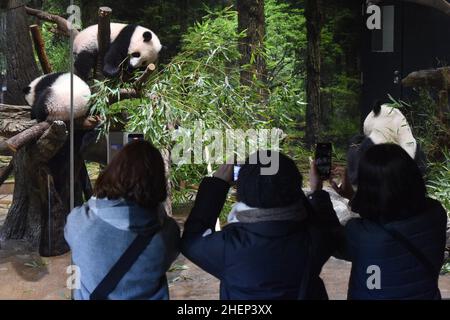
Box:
[213, 164, 234, 184]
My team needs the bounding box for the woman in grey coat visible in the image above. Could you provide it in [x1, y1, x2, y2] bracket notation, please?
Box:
[65, 140, 180, 300]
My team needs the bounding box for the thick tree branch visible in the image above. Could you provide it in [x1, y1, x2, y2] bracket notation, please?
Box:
[1, 104, 102, 138]
[367, 0, 450, 16]
[33, 121, 67, 163]
[402, 67, 450, 89]
[5, 121, 51, 153]
[0, 104, 37, 138]
[25, 6, 79, 37]
[403, 67, 450, 121]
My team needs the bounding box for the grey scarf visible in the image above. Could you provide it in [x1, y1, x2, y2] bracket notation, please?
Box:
[233, 200, 308, 223]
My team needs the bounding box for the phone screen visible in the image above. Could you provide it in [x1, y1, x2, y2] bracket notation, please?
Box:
[315, 143, 332, 180]
[127, 133, 144, 143]
[233, 165, 241, 181]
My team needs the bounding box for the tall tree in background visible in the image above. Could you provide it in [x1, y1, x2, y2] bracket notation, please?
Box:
[0, 0, 40, 105]
[305, 0, 322, 147]
[0, 0, 74, 256]
[236, 0, 266, 87]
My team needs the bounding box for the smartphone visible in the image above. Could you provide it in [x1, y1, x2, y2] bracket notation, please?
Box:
[127, 133, 144, 143]
[315, 143, 332, 180]
[233, 165, 241, 181]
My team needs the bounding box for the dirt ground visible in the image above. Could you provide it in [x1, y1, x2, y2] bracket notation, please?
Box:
[1, 196, 449, 300]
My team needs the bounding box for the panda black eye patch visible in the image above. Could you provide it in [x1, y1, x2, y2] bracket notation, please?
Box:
[131, 52, 141, 58]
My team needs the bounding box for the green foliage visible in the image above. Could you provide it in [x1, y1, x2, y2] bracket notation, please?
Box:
[320, 4, 361, 146]
[442, 258, 450, 275]
[399, 90, 450, 158]
[427, 149, 450, 215]
[41, 23, 71, 72]
[264, 0, 306, 129]
[90, 7, 275, 205]
[389, 93, 450, 215]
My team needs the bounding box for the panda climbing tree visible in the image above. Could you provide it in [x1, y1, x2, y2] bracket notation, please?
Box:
[0, 3, 160, 256]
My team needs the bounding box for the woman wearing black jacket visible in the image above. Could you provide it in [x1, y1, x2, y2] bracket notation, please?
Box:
[181, 151, 341, 300]
[333, 144, 447, 299]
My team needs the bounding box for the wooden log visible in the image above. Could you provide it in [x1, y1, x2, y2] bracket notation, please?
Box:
[402, 67, 450, 122]
[0, 104, 36, 138]
[402, 67, 450, 89]
[30, 25, 53, 74]
[96, 7, 112, 80]
[1, 121, 70, 256]
[0, 104, 103, 139]
[33, 121, 67, 163]
[24, 6, 79, 37]
[4, 121, 50, 153]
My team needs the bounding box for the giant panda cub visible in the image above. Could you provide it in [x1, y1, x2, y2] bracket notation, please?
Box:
[73, 23, 162, 80]
[23, 72, 91, 122]
[347, 102, 425, 185]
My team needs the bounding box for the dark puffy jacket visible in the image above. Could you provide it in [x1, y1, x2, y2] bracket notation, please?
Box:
[181, 177, 340, 300]
[345, 198, 447, 300]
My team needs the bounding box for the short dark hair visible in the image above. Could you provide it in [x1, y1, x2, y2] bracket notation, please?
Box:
[351, 143, 426, 223]
[94, 140, 167, 209]
[237, 150, 304, 208]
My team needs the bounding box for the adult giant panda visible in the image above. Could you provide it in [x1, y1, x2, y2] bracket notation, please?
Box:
[347, 101, 425, 185]
[23, 72, 91, 122]
[73, 23, 162, 80]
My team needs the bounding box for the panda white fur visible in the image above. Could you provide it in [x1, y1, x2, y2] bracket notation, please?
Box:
[73, 23, 162, 80]
[23, 72, 91, 122]
[363, 103, 417, 159]
[347, 102, 423, 185]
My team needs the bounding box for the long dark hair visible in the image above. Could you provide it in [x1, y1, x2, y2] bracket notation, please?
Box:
[351, 144, 427, 223]
[94, 140, 167, 209]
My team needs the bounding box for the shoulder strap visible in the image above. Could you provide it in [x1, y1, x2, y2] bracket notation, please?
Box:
[90, 226, 160, 300]
[378, 224, 438, 281]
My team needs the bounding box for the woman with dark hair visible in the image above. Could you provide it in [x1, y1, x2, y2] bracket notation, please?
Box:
[65, 141, 180, 300]
[181, 150, 341, 299]
[334, 144, 447, 299]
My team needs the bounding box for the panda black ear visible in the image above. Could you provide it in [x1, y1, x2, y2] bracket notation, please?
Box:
[143, 31, 152, 42]
[373, 100, 382, 116]
[23, 86, 31, 95]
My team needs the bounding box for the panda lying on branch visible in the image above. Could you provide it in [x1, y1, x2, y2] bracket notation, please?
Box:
[73, 23, 162, 80]
[347, 101, 426, 185]
[23, 72, 91, 122]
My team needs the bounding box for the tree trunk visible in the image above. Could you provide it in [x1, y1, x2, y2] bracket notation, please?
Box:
[236, 0, 267, 87]
[0, 1, 86, 256]
[0, 0, 40, 105]
[305, 0, 322, 147]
